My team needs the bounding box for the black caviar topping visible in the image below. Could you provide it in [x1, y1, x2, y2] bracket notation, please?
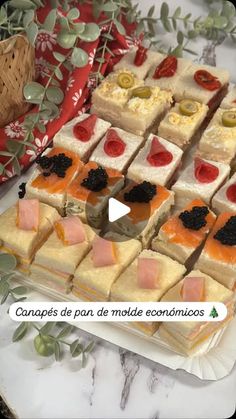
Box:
[179, 206, 209, 230]
[124, 181, 156, 203]
[214, 216, 236, 246]
[36, 153, 72, 178]
[18, 182, 26, 199]
[81, 166, 108, 192]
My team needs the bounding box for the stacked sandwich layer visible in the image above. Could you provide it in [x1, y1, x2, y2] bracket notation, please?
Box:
[1, 45, 236, 357]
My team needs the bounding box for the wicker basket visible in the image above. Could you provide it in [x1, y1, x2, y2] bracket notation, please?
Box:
[0, 34, 35, 128]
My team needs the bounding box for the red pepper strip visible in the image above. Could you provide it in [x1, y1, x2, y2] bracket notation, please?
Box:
[226, 184, 236, 203]
[104, 129, 126, 157]
[134, 45, 148, 66]
[73, 114, 98, 142]
[146, 137, 173, 167]
[153, 56, 177, 79]
[194, 157, 219, 183]
[194, 70, 222, 91]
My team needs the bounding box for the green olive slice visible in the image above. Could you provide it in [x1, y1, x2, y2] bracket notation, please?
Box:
[131, 86, 152, 99]
[117, 72, 134, 89]
[179, 99, 198, 116]
[222, 111, 236, 127]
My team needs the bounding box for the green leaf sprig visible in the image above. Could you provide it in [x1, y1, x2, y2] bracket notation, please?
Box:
[0, 253, 28, 304]
[0, 1, 100, 178]
[13, 321, 95, 365]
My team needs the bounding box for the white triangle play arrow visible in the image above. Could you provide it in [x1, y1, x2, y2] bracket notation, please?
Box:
[108, 197, 131, 222]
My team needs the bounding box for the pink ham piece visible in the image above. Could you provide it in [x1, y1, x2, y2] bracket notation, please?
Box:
[73, 114, 98, 142]
[137, 257, 160, 289]
[146, 137, 173, 167]
[55, 216, 86, 245]
[181, 276, 205, 302]
[17, 199, 39, 231]
[194, 157, 219, 183]
[92, 236, 117, 267]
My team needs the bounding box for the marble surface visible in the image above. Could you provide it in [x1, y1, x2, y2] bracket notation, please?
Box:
[1, 0, 236, 418]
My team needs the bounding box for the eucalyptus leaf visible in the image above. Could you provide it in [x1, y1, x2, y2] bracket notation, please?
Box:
[84, 341, 95, 353]
[53, 51, 65, 62]
[12, 322, 28, 342]
[70, 338, 80, 356]
[9, 0, 36, 10]
[34, 334, 55, 357]
[11, 286, 28, 295]
[0, 163, 4, 175]
[37, 122, 47, 133]
[71, 47, 88, 67]
[173, 6, 181, 19]
[54, 341, 61, 361]
[0, 280, 9, 296]
[24, 81, 45, 102]
[26, 21, 38, 45]
[59, 16, 70, 30]
[0, 253, 17, 272]
[46, 86, 64, 105]
[57, 324, 74, 339]
[213, 15, 228, 29]
[42, 9, 57, 32]
[82, 351, 87, 368]
[221, 1, 235, 19]
[1, 288, 9, 304]
[23, 9, 34, 28]
[115, 19, 126, 35]
[102, 2, 118, 12]
[13, 157, 21, 176]
[55, 66, 63, 80]
[71, 22, 86, 35]
[41, 101, 60, 119]
[177, 30, 184, 45]
[40, 322, 57, 334]
[160, 2, 169, 20]
[162, 17, 172, 32]
[79, 23, 100, 42]
[57, 30, 77, 49]
[67, 7, 80, 21]
[148, 5, 155, 17]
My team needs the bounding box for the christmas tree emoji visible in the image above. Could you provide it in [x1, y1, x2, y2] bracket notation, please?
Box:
[209, 306, 219, 318]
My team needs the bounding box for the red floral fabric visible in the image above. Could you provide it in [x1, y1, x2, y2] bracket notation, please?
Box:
[0, 2, 141, 184]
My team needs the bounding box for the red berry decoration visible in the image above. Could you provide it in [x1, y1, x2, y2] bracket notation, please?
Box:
[73, 114, 97, 142]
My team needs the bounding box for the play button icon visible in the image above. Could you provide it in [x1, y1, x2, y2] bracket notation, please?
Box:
[108, 198, 130, 222]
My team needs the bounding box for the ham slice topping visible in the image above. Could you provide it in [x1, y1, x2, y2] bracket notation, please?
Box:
[194, 157, 219, 183]
[104, 129, 126, 157]
[92, 236, 117, 267]
[137, 257, 160, 289]
[55, 216, 86, 245]
[181, 276, 205, 302]
[73, 114, 98, 142]
[17, 199, 39, 231]
[146, 137, 173, 167]
[226, 184, 236, 203]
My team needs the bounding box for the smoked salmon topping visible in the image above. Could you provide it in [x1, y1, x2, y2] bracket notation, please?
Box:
[181, 276, 205, 302]
[92, 236, 117, 267]
[214, 215, 236, 246]
[204, 213, 236, 263]
[137, 257, 160, 289]
[73, 114, 98, 142]
[54, 216, 86, 245]
[146, 137, 173, 167]
[194, 157, 219, 183]
[17, 199, 39, 231]
[161, 199, 215, 248]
